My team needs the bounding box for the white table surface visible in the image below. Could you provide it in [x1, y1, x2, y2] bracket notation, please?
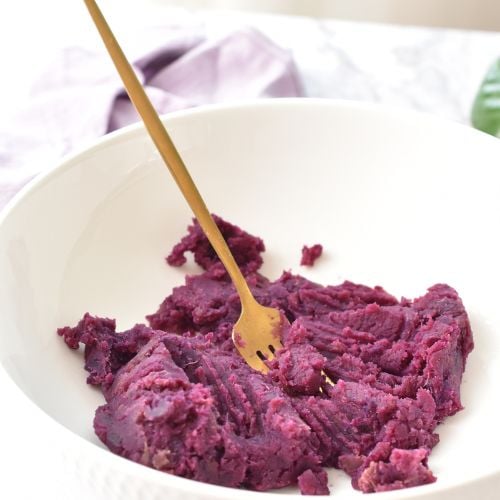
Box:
[1, 2, 499, 499]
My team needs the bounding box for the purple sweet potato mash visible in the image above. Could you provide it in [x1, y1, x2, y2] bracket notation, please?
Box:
[58, 216, 473, 496]
[301, 244, 323, 267]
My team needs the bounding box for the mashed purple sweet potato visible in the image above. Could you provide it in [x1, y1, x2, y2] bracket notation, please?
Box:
[301, 244, 323, 267]
[58, 216, 473, 496]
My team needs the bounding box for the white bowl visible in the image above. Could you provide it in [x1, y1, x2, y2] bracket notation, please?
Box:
[1, 99, 500, 499]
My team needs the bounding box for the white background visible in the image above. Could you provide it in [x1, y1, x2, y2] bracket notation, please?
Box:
[1, 0, 499, 121]
[153, 0, 500, 30]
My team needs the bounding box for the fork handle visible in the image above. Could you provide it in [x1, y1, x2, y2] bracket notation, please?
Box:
[83, 0, 257, 309]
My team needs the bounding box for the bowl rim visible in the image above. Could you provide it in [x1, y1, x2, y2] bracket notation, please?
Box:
[1, 98, 499, 499]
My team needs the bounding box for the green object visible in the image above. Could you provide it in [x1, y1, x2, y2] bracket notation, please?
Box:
[472, 58, 500, 138]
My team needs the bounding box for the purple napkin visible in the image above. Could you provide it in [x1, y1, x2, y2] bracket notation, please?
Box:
[109, 28, 302, 131]
[0, 27, 302, 210]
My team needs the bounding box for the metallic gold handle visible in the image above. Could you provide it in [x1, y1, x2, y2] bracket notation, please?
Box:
[83, 0, 256, 309]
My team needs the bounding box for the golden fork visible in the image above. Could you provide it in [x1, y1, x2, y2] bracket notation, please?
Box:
[83, 0, 285, 373]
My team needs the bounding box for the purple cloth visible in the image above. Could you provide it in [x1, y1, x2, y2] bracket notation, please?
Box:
[0, 28, 302, 210]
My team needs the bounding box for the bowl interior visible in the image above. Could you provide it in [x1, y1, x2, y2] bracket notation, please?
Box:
[1, 100, 500, 498]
